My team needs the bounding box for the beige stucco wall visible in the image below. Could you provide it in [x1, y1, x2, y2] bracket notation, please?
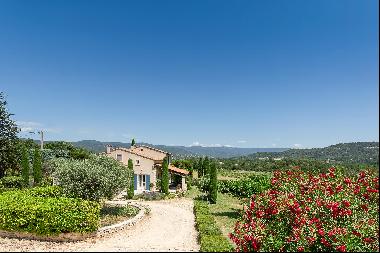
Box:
[106, 149, 157, 191]
[130, 146, 168, 161]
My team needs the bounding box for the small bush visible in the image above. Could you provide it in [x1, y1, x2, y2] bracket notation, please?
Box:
[0, 189, 100, 235]
[218, 174, 271, 198]
[0, 176, 24, 189]
[193, 199, 234, 252]
[51, 155, 132, 202]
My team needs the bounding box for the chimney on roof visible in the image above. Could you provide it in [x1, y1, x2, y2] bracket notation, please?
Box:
[106, 145, 112, 154]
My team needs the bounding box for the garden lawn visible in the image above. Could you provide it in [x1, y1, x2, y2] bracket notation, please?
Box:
[208, 192, 246, 242]
[186, 187, 246, 244]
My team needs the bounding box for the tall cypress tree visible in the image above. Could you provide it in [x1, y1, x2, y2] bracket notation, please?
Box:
[203, 156, 210, 177]
[161, 157, 169, 194]
[0, 92, 20, 178]
[21, 145, 30, 187]
[197, 157, 203, 178]
[131, 138, 136, 147]
[209, 161, 218, 204]
[32, 148, 42, 186]
[127, 158, 134, 199]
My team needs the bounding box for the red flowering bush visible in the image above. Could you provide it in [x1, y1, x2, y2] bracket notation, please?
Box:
[229, 167, 379, 252]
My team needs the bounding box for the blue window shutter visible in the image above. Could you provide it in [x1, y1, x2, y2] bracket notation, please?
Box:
[134, 174, 137, 190]
[146, 175, 150, 190]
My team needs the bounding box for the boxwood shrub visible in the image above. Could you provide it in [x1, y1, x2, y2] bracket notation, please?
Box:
[0, 189, 100, 235]
[193, 199, 234, 252]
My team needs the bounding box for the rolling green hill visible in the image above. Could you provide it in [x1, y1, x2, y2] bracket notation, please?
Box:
[248, 142, 379, 165]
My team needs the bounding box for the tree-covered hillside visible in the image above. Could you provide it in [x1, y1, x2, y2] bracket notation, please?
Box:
[248, 142, 379, 165]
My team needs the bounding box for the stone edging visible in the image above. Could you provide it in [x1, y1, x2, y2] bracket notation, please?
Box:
[0, 201, 147, 242]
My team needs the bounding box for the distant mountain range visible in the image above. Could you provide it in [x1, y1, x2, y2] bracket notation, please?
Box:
[70, 140, 289, 158]
[249, 142, 379, 165]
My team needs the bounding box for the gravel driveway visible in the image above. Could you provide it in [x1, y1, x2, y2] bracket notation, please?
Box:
[0, 198, 200, 252]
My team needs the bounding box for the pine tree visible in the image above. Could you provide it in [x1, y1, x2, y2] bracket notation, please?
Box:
[21, 145, 30, 187]
[209, 161, 218, 204]
[0, 92, 20, 178]
[127, 159, 134, 199]
[32, 148, 42, 186]
[131, 138, 136, 147]
[161, 157, 169, 194]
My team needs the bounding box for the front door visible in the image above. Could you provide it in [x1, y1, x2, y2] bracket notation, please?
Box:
[138, 174, 146, 191]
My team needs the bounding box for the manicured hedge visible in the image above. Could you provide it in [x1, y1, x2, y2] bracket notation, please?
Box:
[0, 188, 100, 235]
[193, 200, 234, 252]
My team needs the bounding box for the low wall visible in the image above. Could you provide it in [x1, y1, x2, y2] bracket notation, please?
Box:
[0, 201, 147, 242]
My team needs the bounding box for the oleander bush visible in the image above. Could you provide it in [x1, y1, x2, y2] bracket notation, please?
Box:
[229, 167, 379, 252]
[50, 155, 132, 202]
[0, 189, 100, 235]
[194, 200, 234, 252]
[218, 174, 271, 198]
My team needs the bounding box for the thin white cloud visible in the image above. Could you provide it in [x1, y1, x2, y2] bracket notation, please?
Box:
[16, 121, 62, 134]
[190, 141, 233, 147]
[237, 140, 247, 143]
[293, 144, 303, 149]
[272, 143, 277, 147]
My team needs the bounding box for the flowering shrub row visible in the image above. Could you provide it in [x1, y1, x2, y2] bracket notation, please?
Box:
[0, 188, 100, 235]
[229, 167, 379, 252]
[194, 199, 234, 252]
[218, 175, 271, 198]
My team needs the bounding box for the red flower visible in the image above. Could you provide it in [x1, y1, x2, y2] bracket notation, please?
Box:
[318, 229, 325, 236]
[341, 200, 350, 207]
[336, 245, 346, 252]
[297, 246, 304, 252]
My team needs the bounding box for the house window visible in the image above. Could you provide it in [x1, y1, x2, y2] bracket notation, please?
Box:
[139, 174, 146, 189]
[116, 154, 122, 161]
[136, 159, 140, 165]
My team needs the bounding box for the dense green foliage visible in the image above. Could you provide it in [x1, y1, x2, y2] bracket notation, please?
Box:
[44, 141, 91, 160]
[131, 138, 136, 146]
[209, 162, 218, 204]
[127, 159, 134, 199]
[50, 155, 131, 201]
[0, 92, 20, 178]
[0, 188, 100, 235]
[218, 174, 271, 198]
[20, 145, 30, 187]
[0, 176, 24, 189]
[161, 157, 169, 194]
[230, 168, 379, 252]
[32, 148, 42, 186]
[193, 199, 234, 252]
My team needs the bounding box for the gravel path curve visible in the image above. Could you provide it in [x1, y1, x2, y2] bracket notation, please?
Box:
[0, 198, 200, 252]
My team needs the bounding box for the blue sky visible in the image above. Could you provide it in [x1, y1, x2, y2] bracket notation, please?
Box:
[0, 0, 378, 148]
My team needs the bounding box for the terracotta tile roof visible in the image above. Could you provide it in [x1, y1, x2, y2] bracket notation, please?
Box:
[169, 165, 189, 176]
[137, 145, 171, 155]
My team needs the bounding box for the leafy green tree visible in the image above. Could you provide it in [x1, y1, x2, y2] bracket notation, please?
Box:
[32, 148, 42, 186]
[131, 138, 136, 147]
[21, 145, 30, 187]
[127, 158, 134, 199]
[0, 92, 20, 178]
[208, 162, 218, 204]
[161, 157, 169, 194]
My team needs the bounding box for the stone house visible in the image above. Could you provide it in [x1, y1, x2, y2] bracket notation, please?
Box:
[105, 144, 189, 193]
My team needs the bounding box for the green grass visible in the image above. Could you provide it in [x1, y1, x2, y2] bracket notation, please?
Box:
[187, 186, 247, 247]
[208, 192, 247, 241]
